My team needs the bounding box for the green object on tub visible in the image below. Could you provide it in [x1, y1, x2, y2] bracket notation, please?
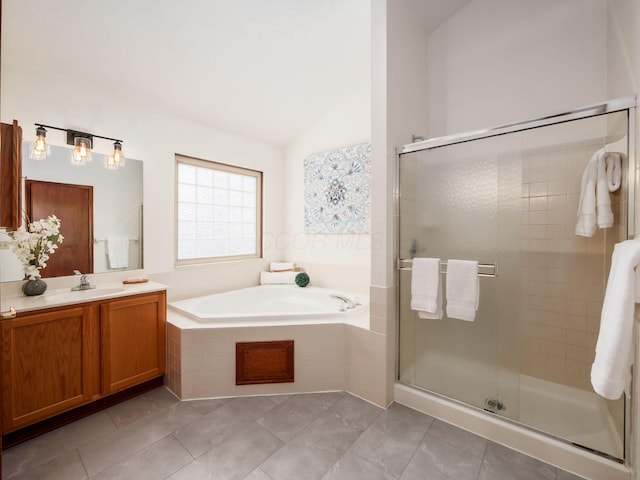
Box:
[295, 272, 310, 287]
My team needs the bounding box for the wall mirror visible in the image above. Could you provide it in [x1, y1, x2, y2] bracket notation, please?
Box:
[0, 142, 143, 282]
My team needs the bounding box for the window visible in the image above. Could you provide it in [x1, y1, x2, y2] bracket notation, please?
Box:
[175, 155, 262, 265]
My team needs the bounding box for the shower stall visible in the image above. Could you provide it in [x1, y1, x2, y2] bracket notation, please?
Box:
[397, 97, 636, 462]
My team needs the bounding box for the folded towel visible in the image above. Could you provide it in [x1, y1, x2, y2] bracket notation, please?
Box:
[446, 260, 479, 321]
[595, 151, 614, 228]
[410, 258, 442, 319]
[575, 150, 599, 237]
[260, 271, 297, 285]
[575, 149, 622, 237]
[270, 261, 295, 272]
[106, 236, 129, 269]
[605, 152, 622, 192]
[591, 239, 640, 399]
[418, 294, 442, 319]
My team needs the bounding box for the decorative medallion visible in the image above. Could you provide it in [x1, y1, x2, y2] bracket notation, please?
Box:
[304, 143, 371, 234]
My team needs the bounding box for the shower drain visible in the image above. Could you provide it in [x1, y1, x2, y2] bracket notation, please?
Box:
[484, 398, 506, 413]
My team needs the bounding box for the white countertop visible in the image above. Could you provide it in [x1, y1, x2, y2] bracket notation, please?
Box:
[2, 281, 168, 314]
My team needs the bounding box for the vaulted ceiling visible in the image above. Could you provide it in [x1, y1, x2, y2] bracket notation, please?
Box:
[2, 0, 472, 147]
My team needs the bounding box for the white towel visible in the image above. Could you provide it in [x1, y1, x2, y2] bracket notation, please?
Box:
[605, 152, 622, 192]
[575, 149, 622, 237]
[106, 236, 129, 269]
[410, 258, 442, 319]
[575, 150, 599, 237]
[591, 239, 640, 399]
[595, 152, 613, 228]
[260, 271, 297, 285]
[270, 262, 295, 272]
[446, 260, 479, 321]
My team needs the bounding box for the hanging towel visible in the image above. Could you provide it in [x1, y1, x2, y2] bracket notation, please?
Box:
[591, 239, 640, 399]
[595, 152, 614, 228]
[410, 258, 442, 319]
[575, 149, 623, 237]
[605, 152, 622, 192]
[106, 236, 129, 269]
[446, 259, 479, 321]
[575, 150, 599, 237]
[260, 271, 297, 285]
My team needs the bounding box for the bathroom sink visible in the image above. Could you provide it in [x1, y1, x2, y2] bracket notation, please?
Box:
[45, 287, 128, 303]
[80, 287, 127, 297]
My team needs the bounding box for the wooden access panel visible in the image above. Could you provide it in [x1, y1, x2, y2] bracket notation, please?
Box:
[25, 179, 93, 277]
[0, 120, 22, 230]
[236, 340, 294, 385]
[100, 292, 166, 395]
[1, 306, 93, 432]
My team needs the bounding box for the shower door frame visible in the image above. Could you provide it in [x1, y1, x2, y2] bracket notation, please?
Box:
[395, 96, 637, 462]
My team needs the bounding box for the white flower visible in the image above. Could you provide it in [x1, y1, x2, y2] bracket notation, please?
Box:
[9, 215, 64, 280]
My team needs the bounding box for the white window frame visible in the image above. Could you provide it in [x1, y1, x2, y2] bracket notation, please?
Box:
[175, 154, 262, 266]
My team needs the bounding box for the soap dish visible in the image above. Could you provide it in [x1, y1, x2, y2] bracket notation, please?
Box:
[122, 277, 149, 284]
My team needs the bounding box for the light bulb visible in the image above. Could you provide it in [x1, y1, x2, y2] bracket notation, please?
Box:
[112, 141, 124, 167]
[105, 153, 117, 170]
[71, 136, 92, 165]
[30, 126, 48, 160]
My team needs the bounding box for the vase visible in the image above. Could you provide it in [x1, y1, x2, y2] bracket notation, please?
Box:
[23, 278, 47, 296]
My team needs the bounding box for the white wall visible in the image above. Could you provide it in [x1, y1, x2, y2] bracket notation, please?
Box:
[282, 87, 371, 293]
[607, 1, 638, 99]
[427, 0, 608, 137]
[365, 0, 432, 407]
[370, 0, 430, 288]
[1, 63, 286, 300]
[607, 0, 639, 100]
[370, 0, 389, 289]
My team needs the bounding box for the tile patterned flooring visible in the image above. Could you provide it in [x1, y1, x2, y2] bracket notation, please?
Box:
[2, 388, 588, 480]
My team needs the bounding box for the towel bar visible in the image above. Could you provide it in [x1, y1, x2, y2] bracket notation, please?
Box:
[94, 238, 138, 243]
[397, 258, 498, 277]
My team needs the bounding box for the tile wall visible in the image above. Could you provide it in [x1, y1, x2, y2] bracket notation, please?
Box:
[345, 285, 395, 407]
[166, 323, 182, 397]
[166, 289, 394, 407]
[519, 138, 625, 390]
[173, 322, 345, 399]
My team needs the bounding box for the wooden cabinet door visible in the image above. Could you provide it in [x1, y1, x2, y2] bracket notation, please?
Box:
[0, 120, 22, 230]
[1, 306, 93, 432]
[100, 292, 166, 395]
[25, 180, 94, 277]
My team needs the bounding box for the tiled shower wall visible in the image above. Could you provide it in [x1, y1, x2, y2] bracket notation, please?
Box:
[519, 137, 626, 390]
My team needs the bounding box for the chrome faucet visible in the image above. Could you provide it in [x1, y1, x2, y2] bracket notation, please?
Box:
[330, 293, 359, 311]
[71, 270, 96, 291]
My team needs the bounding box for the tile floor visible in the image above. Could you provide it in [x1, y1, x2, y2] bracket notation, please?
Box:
[2, 387, 588, 480]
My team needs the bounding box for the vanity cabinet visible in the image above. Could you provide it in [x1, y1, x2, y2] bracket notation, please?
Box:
[100, 292, 166, 395]
[1, 291, 166, 433]
[1, 305, 95, 432]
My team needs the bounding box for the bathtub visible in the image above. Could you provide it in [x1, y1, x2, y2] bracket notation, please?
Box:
[168, 284, 368, 327]
[165, 284, 371, 401]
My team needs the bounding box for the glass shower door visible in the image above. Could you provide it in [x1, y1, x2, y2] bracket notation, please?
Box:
[397, 109, 629, 459]
[398, 134, 519, 415]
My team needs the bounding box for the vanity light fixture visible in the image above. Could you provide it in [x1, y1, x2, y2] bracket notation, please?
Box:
[30, 123, 125, 168]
